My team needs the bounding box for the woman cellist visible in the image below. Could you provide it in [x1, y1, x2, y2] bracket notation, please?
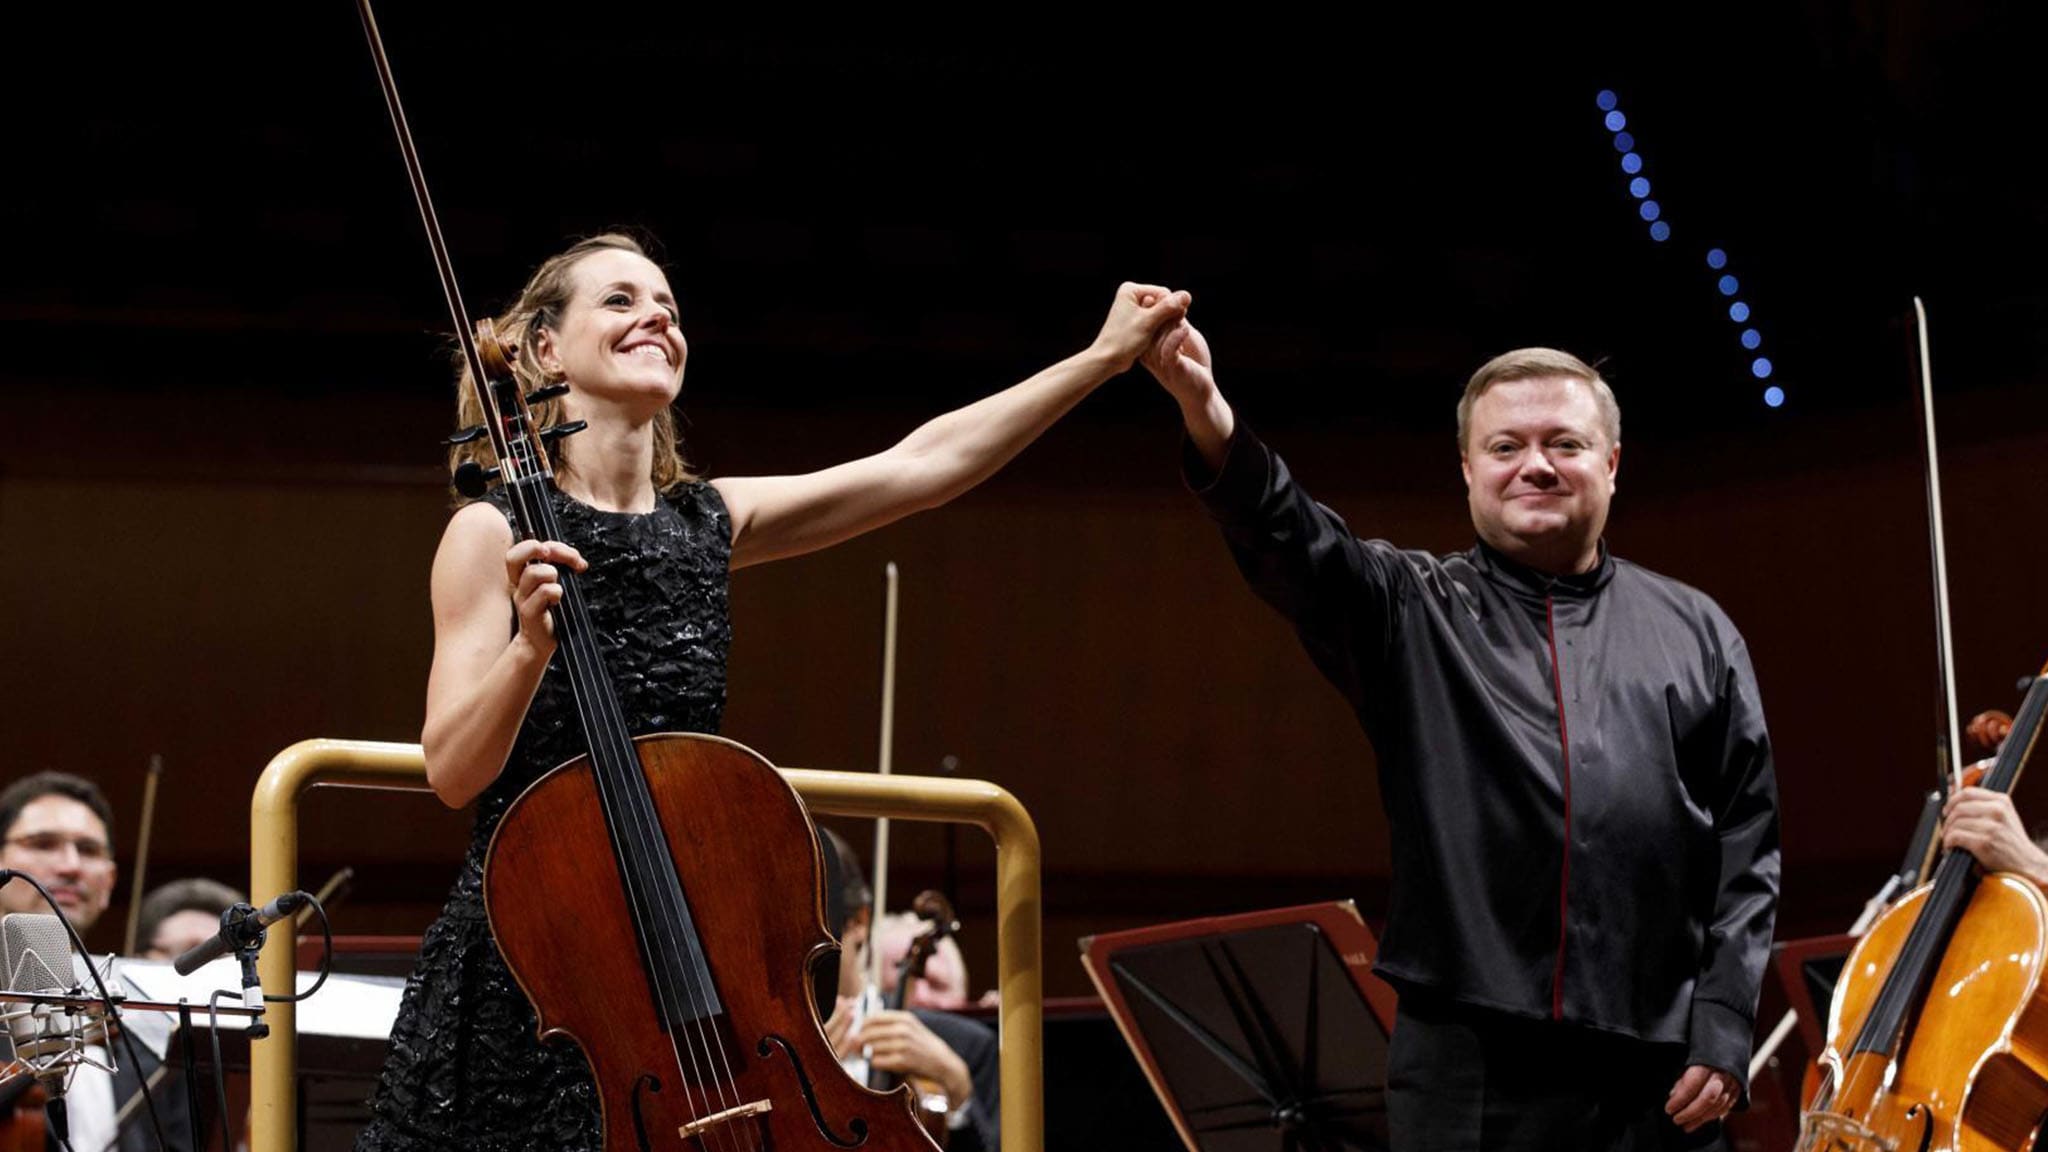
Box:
[351, 232, 1187, 1150]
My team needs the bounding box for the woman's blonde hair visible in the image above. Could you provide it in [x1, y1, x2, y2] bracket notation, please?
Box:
[449, 232, 694, 498]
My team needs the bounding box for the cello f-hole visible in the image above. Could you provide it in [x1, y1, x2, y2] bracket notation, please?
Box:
[757, 1035, 869, 1148]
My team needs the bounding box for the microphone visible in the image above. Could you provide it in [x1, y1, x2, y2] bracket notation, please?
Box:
[2, 912, 91, 1147]
[173, 892, 310, 976]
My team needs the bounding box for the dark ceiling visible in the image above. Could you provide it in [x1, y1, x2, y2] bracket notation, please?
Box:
[7, 3, 2046, 458]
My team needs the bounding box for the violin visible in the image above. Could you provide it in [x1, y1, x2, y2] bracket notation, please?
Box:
[352, 5, 938, 1150]
[0, 1069, 45, 1152]
[892, 891, 963, 1014]
[871, 891, 963, 1145]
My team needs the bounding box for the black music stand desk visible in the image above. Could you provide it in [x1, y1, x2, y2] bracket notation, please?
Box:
[1080, 901, 1400, 1152]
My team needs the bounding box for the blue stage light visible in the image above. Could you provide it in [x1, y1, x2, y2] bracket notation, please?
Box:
[1640, 200, 1662, 221]
[1718, 275, 1739, 296]
[1597, 90, 1619, 111]
[1764, 386, 1785, 408]
[1605, 110, 1627, 132]
[1706, 248, 1727, 269]
[1621, 152, 1643, 174]
[1629, 177, 1651, 198]
[1752, 357, 1774, 379]
[1649, 221, 1671, 242]
[1614, 131, 1635, 152]
[1729, 301, 1750, 322]
[1741, 328, 1761, 350]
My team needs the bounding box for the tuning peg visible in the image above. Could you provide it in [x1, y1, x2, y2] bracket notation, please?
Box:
[542, 421, 588, 443]
[443, 425, 487, 445]
[453, 462, 501, 499]
[526, 383, 570, 404]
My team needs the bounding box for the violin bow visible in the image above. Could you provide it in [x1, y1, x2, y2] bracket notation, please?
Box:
[121, 754, 163, 956]
[865, 562, 900, 1002]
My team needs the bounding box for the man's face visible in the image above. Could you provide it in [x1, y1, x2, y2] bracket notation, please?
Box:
[146, 909, 222, 962]
[1461, 375, 1620, 575]
[0, 795, 117, 932]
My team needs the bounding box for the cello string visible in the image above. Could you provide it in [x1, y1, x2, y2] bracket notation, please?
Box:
[536, 488, 738, 1144]
[509, 464, 719, 1133]
[539, 492, 756, 1152]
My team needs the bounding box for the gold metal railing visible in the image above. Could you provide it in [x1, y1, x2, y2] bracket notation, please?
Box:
[248, 738, 1043, 1151]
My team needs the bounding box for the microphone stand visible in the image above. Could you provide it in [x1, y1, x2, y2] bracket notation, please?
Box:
[232, 924, 270, 1043]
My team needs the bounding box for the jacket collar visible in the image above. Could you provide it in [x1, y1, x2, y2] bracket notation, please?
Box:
[1472, 538, 1615, 599]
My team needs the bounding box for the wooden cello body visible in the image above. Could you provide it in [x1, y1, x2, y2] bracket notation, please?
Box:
[489, 733, 935, 1151]
[1811, 874, 2048, 1150]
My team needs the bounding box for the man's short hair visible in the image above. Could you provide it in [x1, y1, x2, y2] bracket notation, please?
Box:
[1457, 347, 1621, 450]
[136, 877, 245, 948]
[0, 771, 115, 846]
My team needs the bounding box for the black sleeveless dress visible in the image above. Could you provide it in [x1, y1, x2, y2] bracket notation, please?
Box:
[356, 482, 732, 1152]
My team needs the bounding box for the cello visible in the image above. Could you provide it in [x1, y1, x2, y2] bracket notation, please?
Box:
[352, 5, 939, 1150]
[1795, 665, 2048, 1151]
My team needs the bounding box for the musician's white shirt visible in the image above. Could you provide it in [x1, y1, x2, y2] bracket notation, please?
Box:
[62, 1048, 117, 1152]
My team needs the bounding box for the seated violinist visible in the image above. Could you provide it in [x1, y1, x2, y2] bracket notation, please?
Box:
[815, 827, 1000, 1151]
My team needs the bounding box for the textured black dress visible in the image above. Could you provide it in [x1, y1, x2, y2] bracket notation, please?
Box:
[356, 482, 732, 1152]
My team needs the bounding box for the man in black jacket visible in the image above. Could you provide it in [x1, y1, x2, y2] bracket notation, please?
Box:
[1144, 325, 1779, 1151]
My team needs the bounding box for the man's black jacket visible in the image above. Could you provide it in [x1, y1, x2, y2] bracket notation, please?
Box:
[1191, 425, 1780, 1084]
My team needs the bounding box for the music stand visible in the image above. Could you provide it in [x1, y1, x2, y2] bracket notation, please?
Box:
[122, 955, 406, 1151]
[1080, 901, 1399, 1152]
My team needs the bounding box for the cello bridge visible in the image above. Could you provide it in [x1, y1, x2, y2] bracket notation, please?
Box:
[1795, 1111, 1896, 1151]
[679, 1098, 772, 1140]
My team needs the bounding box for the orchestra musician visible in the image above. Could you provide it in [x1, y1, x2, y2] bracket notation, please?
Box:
[1942, 712, 2048, 888]
[1145, 331, 1781, 1151]
[351, 231, 1188, 1150]
[0, 772, 203, 1152]
[133, 879, 244, 964]
[814, 827, 998, 1151]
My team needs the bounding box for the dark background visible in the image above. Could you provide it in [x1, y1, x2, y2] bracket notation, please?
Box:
[7, 1, 2048, 1022]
